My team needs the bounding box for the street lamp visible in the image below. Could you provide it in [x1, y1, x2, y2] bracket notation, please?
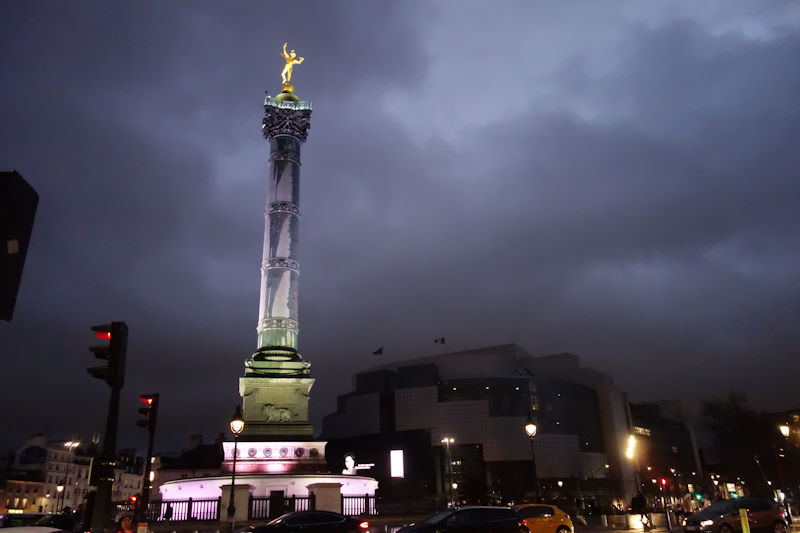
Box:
[441, 437, 455, 506]
[228, 406, 244, 533]
[58, 441, 80, 512]
[56, 484, 64, 512]
[779, 424, 790, 438]
[524, 412, 540, 499]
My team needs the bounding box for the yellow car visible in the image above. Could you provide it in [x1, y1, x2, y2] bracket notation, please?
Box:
[514, 504, 574, 533]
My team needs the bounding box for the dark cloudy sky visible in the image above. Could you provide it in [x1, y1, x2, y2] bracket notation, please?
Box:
[2, 1, 799, 455]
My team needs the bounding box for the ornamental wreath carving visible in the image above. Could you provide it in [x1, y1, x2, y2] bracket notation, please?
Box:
[258, 317, 299, 331]
[263, 257, 300, 271]
[262, 107, 311, 142]
[268, 201, 299, 215]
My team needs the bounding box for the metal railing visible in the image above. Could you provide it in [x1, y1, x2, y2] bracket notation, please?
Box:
[342, 494, 376, 516]
[141, 493, 439, 521]
[248, 494, 313, 520]
[145, 498, 220, 521]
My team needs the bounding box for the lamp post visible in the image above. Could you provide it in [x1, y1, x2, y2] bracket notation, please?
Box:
[777, 424, 790, 517]
[56, 484, 64, 512]
[525, 413, 540, 499]
[58, 441, 80, 512]
[441, 437, 454, 506]
[228, 406, 244, 533]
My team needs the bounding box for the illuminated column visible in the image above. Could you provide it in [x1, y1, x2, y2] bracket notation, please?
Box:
[240, 90, 314, 439]
[256, 95, 312, 355]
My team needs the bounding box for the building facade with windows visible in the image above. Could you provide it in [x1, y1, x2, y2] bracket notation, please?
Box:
[0, 434, 143, 514]
[321, 344, 638, 506]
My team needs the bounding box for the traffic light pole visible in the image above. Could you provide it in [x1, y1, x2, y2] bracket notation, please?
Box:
[90, 381, 121, 533]
[135, 394, 159, 529]
[87, 321, 127, 533]
[137, 427, 155, 527]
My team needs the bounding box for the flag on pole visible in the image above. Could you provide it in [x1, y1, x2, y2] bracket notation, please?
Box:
[434, 337, 446, 344]
[372, 347, 384, 355]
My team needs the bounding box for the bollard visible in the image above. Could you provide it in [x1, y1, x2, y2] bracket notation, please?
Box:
[739, 508, 751, 533]
[601, 514, 609, 528]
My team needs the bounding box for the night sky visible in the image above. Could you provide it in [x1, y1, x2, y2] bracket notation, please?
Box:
[2, 1, 799, 455]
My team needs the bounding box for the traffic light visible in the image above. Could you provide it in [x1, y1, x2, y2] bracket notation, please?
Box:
[660, 478, 667, 487]
[87, 322, 128, 388]
[137, 394, 159, 432]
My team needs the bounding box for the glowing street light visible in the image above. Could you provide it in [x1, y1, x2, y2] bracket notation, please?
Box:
[524, 412, 540, 499]
[58, 441, 80, 512]
[227, 406, 245, 533]
[779, 424, 790, 438]
[441, 437, 455, 506]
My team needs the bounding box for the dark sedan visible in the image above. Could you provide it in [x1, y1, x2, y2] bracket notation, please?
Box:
[244, 511, 368, 532]
[684, 498, 787, 533]
[397, 506, 529, 533]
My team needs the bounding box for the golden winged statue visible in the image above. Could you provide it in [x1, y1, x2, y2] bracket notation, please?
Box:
[280, 42, 304, 90]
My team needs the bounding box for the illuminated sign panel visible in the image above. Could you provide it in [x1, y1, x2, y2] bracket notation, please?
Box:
[390, 449, 404, 478]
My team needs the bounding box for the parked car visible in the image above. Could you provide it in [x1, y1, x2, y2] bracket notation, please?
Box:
[514, 504, 574, 533]
[684, 498, 787, 533]
[0, 515, 48, 529]
[244, 511, 368, 532]
[31, 515, 76, 533]
[397, 506, 529, 532]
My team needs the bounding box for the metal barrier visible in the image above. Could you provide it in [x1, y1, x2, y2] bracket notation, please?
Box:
[342, 494, 376, 516]
[145, 498, 220, 521]
[248, 495, 313, 520]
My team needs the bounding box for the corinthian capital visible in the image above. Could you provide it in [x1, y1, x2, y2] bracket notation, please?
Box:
[262, 98, 312, 142]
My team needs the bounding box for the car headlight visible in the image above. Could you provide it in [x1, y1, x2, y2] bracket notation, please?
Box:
[700, 520, 714, 528]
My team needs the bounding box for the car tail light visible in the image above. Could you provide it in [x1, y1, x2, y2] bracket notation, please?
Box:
[521, 519, 528, 526]
[359, 520, 369, 529]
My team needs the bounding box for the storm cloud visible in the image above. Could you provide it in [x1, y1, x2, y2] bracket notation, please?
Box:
[1, 0, 798, 454]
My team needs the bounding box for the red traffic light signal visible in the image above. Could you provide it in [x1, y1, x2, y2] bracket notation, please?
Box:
[137, 393, 159, 432]
[660, 478, 667, 486]
[87, 322, 127, 388]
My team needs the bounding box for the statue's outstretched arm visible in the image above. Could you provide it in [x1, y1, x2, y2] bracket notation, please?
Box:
[282, 42, 289, 58]
[296, 57, 304, 64]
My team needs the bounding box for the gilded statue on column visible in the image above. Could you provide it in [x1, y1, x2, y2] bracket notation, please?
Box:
[280, 42, 304, 92]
